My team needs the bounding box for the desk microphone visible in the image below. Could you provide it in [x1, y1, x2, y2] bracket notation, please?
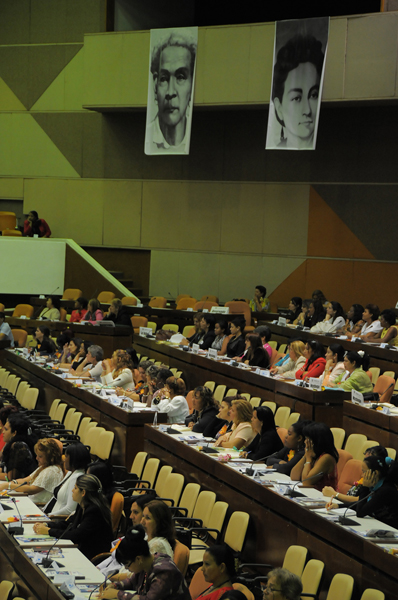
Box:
[245, 451, 280, 476]
[8, 498, 24, 535]
[88, 569, 119, 600]
[41, 522, 73, 567]
[285, 472, 325, 498]
[338, 490, 374, 526]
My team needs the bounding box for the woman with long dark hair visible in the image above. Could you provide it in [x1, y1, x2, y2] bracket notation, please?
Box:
[0, 414, 37, 480]
[99, 525, 190, 600]
[185, 386, 219, 435]
[33, 474, 113, 560]
[33, 326, 56, 355]
[266, 419, 311, 475]
[197, 545, 236, 600]
[237, 333, 269, 368]
[310, 301, 346, 334]
[290, 422, 339, 491]
[241, 406, 283, 461]
[354, 456, 398, 528]
[321, 344, 345, 386]
[295, 340, 326, 380]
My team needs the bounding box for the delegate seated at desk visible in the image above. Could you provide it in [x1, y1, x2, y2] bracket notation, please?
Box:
[0, 312, 14, 347]
[290, 422, 338, 491]
[329, 351, 373, 393]
[103, 298, 132, 327]
[101, 350, 134, 389]
[371, 309, 398, 345]
[39, 296, 60, 320]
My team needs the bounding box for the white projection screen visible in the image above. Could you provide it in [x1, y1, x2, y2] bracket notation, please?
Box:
[0, 238, 65, 295]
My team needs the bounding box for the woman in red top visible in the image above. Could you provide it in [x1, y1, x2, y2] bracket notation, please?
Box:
[23, 211, 51, 238]
[197, 545, 236, 600]
[295, 340, 326, 380]
[290, 422, 339, 492]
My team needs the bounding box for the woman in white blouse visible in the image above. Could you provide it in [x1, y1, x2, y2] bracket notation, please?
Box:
[310, 301, 346, 334]
[0, 438, 64, 504]
[44, 442, 91, 517]
[321, 344, 346, 387]
[214, 399, 255, 450]
[270, 340, 306, 379]
[153, 376, 189, 424]
[101, 349, 134, 389]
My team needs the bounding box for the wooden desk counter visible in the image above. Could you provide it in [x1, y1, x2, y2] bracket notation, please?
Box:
[7, 317, 132, 356]
[134, 336, 349, 426]
[0, 349, 165, 466]
[343, 400, 398, 452]
[145, 426, 398, 598]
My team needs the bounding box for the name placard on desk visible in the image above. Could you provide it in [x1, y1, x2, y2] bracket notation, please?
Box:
[309, 377, 322, 391]
[207, 348, 218, 360]
[139, 327, 153, 337]
[278, 317, 287, 326]
[210, 307, 230, 314]
[351, 389, 364, 405]
[192, 344, 199, 354]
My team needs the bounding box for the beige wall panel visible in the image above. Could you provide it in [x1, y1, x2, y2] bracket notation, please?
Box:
[261, 256, 306, 298]
[103, 181, 142, 246]
[141, 182, 222, 251]
[262, 185, 309, 256]
[178, 252, 221, 301]
[0, 77, 26, 111]
[32, 48, 85, 112]
[0, 114, 79, 178]
[345, 14, 398, 98]
[220, 184, 265, 253]
[248, 24, 275, 103]
[192, 28, 207, 104]
[149, 250, 180, 298]
[219, 254, 263, 302]
[323, 18, 347, 100]
[202, 26, 251, 104]
[0, 178, 24, 199]
[83, 34, 123, 107]
[119, 33, 150, 106]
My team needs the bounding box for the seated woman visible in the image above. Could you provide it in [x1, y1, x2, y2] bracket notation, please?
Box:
[0, 438, 64, 503]
[354, 456, 398, 529]
[266, 419, 310, 475]
[141, 499, 176, 557]
[312, 289, 328, 307]
[115, 360, 153, 402]
[34, 474, 113, 560]
[293, 299, 312, 327]
[58, 337, 82, 368]
[249, 285, 270, 312]
[100, 525, 190, 600]
[153, 376, 189, 424]
[198, 314, 216, 350]
[341, 304, 364, 336]
[0, 405, 18, 453]
[0, 414, 37, 480]
[149, 367, 174, 405]
[329, 351, 373, 393]
[69, 297, 88, 323]
[185, 386, 219, 436]
[295, 340, 326, 381]
[290, 422, 339, 491]
[241, 406, 283, 461]
[101, 349, 134, 389]
[270, 340, 306, 379]
[44, 442, 91, 517]
[224, 317, 246, 358]
[186, 312, 203, 345]
[33, 326, 56, 355]
[372, 309, 398, 345]
[211, 319, 229, 352]
[103, 298, 132, 327]
[87, 461, 124, 534]
[236, 333, 269, 368]
[310, 301, 346, 334]
[306, 299, 325, 328]
[323, 446, 390, 507]
[254, 326, 273, 359]
[206, 396, 234, 439]
[197, 546, 236, 600]
[69, 340, 90, 373]
[262, 569, 302, 600]
[39, 296, 61, 320]
[321, 344, 346, 386]
[357, 304, 382, 341]
[84, 298, 104, 323]
[214, 399, 254, 450]
[286, 297, 302, 324]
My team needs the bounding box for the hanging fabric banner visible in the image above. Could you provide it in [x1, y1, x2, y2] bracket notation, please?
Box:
[266, 17, 330, 150]
[145, 26, 198, 155]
